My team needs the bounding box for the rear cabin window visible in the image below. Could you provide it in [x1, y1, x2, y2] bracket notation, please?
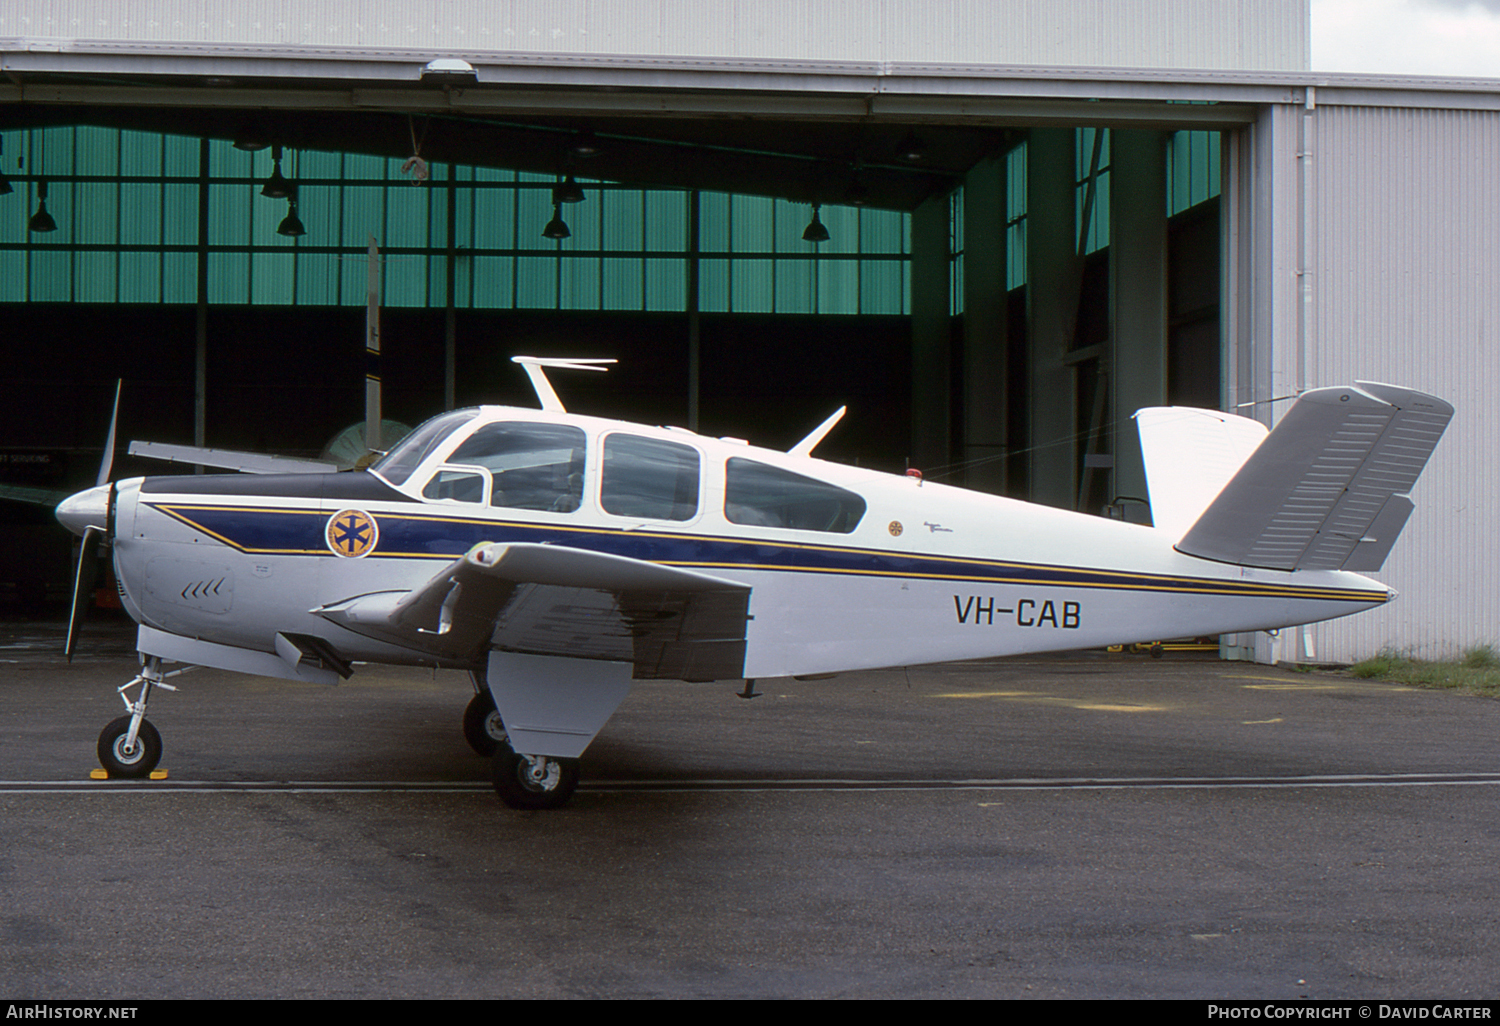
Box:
[600, 434, 700, 521]
[444, 422, 587, 512]
[724, 458, 867, 533]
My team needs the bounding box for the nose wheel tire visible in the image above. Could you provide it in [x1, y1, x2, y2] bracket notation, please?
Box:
[462, 692, 508, 757]
[97, 716, 162, 779]
[491, 748, 579, 810]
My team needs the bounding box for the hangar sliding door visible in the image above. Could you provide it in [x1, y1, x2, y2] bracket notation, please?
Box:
[1226, 97, 1500, 664]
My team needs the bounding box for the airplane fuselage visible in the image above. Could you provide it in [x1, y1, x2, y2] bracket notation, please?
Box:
[96, 404, 1391, 681]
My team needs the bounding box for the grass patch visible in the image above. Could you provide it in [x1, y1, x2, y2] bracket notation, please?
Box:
[1348, 646, 1500, 697]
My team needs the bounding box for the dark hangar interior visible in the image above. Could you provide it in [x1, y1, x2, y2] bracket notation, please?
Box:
[0, 52, 1232, 610]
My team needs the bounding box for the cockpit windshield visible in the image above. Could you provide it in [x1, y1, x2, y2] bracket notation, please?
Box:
[446, 422, 587, 512]
[369, 409, 479, 486]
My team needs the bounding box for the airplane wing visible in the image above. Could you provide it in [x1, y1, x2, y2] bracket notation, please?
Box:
[131, 420, 413, 473]
[0, 482, 72, 507]
[1174, 381, 1453, 572]
[317, 542, 751, 682]
[129, 441, 339, 475]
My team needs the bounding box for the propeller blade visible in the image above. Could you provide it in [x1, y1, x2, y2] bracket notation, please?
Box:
[65, 525, 104, 661]
[66, 382, 122, 661]
[365, 236, 381, 454]
[97, 379, 122, 488]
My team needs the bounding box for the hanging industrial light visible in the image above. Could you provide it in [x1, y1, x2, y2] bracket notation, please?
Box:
[277, 192, 306, 237]
[28, 179, 57, 233]
[802, 203, 829, 243]
[552, 175, 585, 204]
[261, 143, 292, 199]
[542, 201, 571, 240]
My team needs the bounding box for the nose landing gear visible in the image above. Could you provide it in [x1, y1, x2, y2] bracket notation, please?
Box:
[98, 715, 161, 778]
[96, 656, 180, 779]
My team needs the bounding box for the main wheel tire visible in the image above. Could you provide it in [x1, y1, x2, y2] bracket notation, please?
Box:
[97, 716, 162, 779]
[491, 748, 579, 810]
[463, 692, 508, 757]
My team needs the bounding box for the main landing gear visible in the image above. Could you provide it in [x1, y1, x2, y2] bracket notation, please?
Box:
[465, 671, 580, 810]
[97, 656, 178, 778]
[491, 749, 580, 810]
[462, 677, 508, 758]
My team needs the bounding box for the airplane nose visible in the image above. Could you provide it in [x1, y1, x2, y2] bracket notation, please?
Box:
[56, 483, 111, 538]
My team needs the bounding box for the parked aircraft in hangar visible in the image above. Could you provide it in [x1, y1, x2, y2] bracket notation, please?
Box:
[54, 358, 1452, 808]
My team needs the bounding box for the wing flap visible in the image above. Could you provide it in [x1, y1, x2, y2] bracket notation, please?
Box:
[1175, 382, 1452, 571]
[319, 542, 751, 681]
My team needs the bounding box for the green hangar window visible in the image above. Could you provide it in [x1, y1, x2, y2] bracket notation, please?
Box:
[1, 127, 910, 316]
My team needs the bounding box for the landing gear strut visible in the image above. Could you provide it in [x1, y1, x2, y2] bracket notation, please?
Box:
[97, 656, 179, 778]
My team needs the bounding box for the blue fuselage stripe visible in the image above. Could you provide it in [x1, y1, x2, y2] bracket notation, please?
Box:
[146, 503, 1387, 604]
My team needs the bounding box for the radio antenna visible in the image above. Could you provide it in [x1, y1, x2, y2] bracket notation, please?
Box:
[511, 356, 616, 412]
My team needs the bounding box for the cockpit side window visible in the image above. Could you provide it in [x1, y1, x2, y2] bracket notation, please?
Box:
[446, 422, 587, 513]
[600, 434, 700, 521]
[724, 457, 866, 533]
[421, 467, 489, 504]
[371, 410, 479, 486]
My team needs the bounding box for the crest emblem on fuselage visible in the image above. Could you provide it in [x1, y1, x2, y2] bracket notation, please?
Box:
[326, 509, 379, 558]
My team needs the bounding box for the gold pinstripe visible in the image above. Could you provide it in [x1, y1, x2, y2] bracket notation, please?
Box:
[145, 501, 1391, 605]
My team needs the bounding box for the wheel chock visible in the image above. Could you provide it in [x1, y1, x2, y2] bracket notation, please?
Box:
[88, 767, 169, 780]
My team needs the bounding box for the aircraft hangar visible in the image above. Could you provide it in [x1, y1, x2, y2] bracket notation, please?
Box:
[2, 0, 1496, 665]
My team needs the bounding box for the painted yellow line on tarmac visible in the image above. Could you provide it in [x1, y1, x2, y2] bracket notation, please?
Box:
[1241, 683, 1349, 691]
[936, 691, 1042, 699]
[937, 691, 1172, 713]
[1073, 703, 1169, 713]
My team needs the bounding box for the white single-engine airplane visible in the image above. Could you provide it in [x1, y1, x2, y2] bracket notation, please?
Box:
[54, 359, 1452, 808]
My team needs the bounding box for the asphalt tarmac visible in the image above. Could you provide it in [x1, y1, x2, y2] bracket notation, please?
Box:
[5, 619, 1500, 1000]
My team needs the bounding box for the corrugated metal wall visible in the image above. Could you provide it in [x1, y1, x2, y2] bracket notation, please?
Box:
[0, 0, 1308, 71]
[1248, 101, 1500, 662]
[1310, 104, 1500, 661]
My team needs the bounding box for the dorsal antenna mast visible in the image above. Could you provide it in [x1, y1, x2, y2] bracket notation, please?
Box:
[788, 406, 847, 458]
[511, 356, 616, 413]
